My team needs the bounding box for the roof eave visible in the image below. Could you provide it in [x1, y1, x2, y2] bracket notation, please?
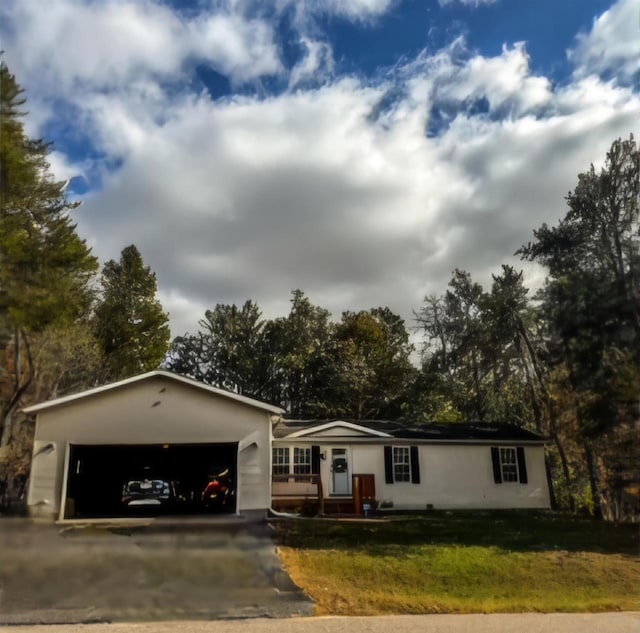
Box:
[21, 370, 285, 415]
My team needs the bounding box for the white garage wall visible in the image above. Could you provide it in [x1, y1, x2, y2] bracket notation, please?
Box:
[28, 376, 273, 518]
[26, 440, 61, 517]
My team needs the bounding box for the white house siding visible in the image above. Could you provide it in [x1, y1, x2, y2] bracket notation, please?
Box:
[351, 443, 550, 510]
[27, 376, 273, 519]
[273, 439, 550, 510]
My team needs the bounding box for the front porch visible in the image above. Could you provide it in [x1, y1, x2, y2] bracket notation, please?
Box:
[271, 473, 373, 516]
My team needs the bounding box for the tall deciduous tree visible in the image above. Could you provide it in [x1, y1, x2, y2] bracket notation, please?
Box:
[94, 245, 170, 381]
[333, 307, 415, 419]
[0, 62, 98, 445]
[416, 268, 543, 428]
[417, 269, 490, 422]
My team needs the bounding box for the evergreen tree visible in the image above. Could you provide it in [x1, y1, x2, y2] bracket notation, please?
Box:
[167, 300, 268, 396]
[197, 300, 267, 396]
[265, 290, 335, 416]
[94, 245, 170, 380]
[0, 62, 98, 444]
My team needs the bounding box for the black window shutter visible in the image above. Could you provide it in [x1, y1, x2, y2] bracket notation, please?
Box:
[516, 447, 528, 484]
[410, 446, 420, 484]
[311, 445, 321, 475]
[384, 446, 393, 484]
[491, 447, 502, 484]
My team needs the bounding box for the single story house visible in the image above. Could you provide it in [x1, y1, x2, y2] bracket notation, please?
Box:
[271, 419, 550, 514]
[23, 371, 550, 521]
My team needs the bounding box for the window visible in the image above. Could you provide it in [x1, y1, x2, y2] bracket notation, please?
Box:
[272, 446, 318, 475]
[393, 447, 411, 482]
[293, 447, 311, 474]
[491, 446, 527, 485]
[384, 445, 420, 484]
[500, 447, 519, 482]
[272, 447, 289, 475]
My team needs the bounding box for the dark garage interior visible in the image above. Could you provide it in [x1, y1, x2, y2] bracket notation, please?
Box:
[65, 443, 238, 518]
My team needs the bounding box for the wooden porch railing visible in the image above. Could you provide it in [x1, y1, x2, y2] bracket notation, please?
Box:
[271, 473, 324, 515]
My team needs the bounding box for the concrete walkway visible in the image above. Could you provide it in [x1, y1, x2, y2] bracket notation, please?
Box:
[1, 613, 638, 633]
[0, 518, 314, 624]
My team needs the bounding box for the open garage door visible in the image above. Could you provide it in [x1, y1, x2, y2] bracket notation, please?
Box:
[64, 443, 238, 519]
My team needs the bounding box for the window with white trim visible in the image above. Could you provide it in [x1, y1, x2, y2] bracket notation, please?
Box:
[272, 447, 290, 475]
[393, 446, 411, 482]
[500, 447, 519, 482]
[293, 447, 311, 474]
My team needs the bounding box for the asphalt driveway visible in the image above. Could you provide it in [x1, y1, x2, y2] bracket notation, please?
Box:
[0, 517, 314, 624]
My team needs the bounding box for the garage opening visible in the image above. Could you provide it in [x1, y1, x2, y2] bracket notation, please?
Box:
[64, 443, 238, 519]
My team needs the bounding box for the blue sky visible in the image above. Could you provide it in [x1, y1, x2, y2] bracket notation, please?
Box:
[1, 0, 638, 336]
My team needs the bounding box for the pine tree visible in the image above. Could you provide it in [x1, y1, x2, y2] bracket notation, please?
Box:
[0, 62, 98, 444]
[94, 245, 170, 380]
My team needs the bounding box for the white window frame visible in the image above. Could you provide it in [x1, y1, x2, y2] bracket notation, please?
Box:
[393, 446, 411, 483]
[272, 446, 312, 475]
[499, 447, 519, 483]
[293, 447, 312, 475]
[272, 447, 290, 475]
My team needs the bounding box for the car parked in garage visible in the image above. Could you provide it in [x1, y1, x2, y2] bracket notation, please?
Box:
[121, 478, 174, 508]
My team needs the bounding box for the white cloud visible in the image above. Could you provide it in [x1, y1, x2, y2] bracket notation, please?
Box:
[1, 0, 281, 92]
[321, 0, 398, 20]
[289, 37, 335, 88]
[1, 0, 638, 338]
[569, 0, 640, 82]
[46, 151, 87, 186]
[189, 12, 282, 83]
[283, 0, 398, 22]
[72, 47, 638, 335]
[423, 40, 553, 116]
[439, 0, 497, 7]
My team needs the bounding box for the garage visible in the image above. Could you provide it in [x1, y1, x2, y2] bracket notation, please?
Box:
[65, 443, 238, 518]
[24, 371, 284, 521]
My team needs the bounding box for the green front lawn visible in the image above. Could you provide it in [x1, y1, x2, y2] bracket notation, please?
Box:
[275, 511, 639, 615]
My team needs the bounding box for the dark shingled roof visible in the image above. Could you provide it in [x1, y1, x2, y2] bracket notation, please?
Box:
[274, 418, 546, 442]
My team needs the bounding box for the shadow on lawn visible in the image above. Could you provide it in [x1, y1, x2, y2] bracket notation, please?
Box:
[273, 510, 638, 555]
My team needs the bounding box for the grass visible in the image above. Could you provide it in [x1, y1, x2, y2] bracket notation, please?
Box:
[274, 511, 640, 615]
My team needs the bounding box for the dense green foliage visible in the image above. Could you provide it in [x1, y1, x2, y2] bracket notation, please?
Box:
[332, 307, 416, 419]
[167, 291, 415, 419]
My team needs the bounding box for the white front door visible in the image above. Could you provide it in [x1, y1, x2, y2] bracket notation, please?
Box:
[331, 448, 350, 495]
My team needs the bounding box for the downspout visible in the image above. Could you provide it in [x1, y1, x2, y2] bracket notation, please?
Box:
[267, 413, 310, 519]
[268, 413, 286, 517]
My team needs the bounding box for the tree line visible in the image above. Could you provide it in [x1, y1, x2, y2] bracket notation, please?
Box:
[166, 293, 416, 420]
[1, 60, 637, 520]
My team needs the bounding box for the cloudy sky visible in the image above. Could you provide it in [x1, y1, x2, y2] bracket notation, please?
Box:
[1, 0, 638, 336]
